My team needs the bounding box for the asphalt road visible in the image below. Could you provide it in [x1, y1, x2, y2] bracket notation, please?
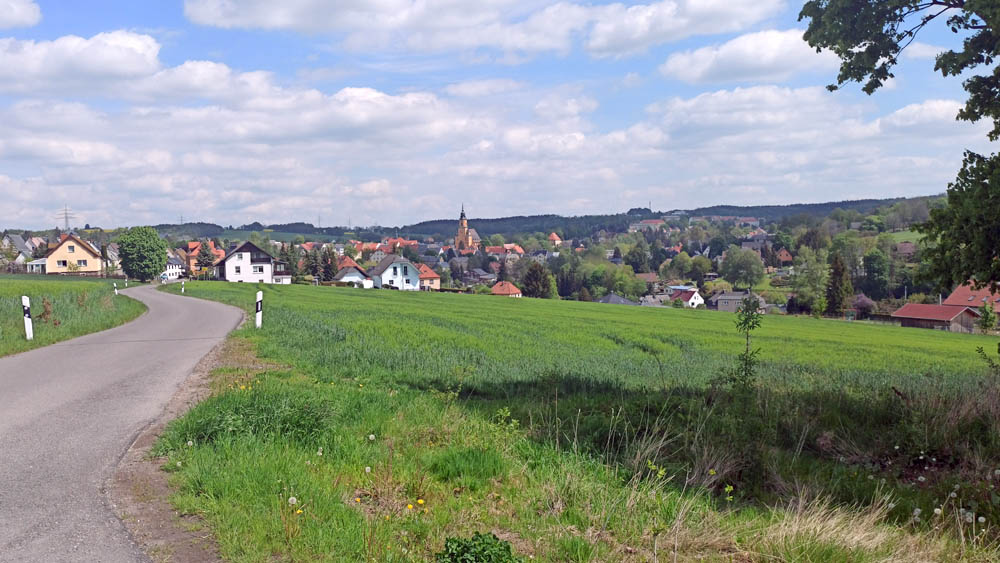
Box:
[0, 283, 242, 562]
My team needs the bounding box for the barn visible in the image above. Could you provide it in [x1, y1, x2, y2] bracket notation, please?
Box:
[890, 303, 981, 333]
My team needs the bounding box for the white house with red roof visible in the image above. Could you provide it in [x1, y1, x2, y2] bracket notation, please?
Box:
[669, 288, 704, 308]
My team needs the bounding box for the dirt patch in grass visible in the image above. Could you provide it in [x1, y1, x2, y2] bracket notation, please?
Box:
[107, 332, 284, 562]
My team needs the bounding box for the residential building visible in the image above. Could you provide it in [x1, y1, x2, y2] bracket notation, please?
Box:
[26, 258, 46, 274]
[214, 241, 291, 284]
[776, 248, 794, 265]
[491, 281, 522, 297]
[710, 292, 766, 313]
[597, 293, 639, 306]
[943, 282, 1000, 310]
[369, 255, 420, 290]
[548, 232, 562, 246]
[44, 234, 101, 275]
[628, 219, 665, 232]
[185, 240, 225, 275]
[891, 303, 980, 333]
[334, 266, 373, 288]
[163, 256, 185, 279]
[1, 233, 31, 264]
[894, 241, 917, 260]
[669, 289, 705, 308]
[417, 263, 441, 291]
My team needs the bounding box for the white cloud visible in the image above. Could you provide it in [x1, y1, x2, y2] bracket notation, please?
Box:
[586, 0, 785, 57]
[903, 41, 946, 60]
[444, 79, 525, 97]
[0, 31, 160, 93]
[183, 0, 782, 58]
[0, 0, 41, 29]
[660, 29, 838, 83]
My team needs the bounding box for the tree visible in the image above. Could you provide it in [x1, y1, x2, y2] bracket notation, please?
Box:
[825, 252, 854, 315]
[669, 251, 692, 279]
[853, 294, 876, 319]
[497, 260, 508, 282]
[690, 256, 713, 284]
[792, 247, 830, 314]
[720, 246, 765, 290]
[578, 286, 592, 302]
[322, 248, 336, 281]
[979, 301, 998, 333]
[862, 249, 890, 300]
[196, 240, 216, 278]
[800, 1, 1000, 287]
[522, 262, 553, 298]
[624, 240, 650, 273]
[118, 226, 167, 282]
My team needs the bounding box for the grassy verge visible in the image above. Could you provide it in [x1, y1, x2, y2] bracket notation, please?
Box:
[0, 274, 146, 356]
[154, 282, 1000, 561]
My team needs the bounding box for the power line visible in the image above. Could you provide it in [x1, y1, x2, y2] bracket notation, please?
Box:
[55, 205, 77, 232]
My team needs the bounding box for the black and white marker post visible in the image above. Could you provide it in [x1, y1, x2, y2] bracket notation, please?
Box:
[255, 291, 263, 329]
[113, 282, 118, 296]
[181, 280, 185, 294]
[22, 296, 33, 341]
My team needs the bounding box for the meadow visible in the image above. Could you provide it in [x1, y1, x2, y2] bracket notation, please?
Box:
[0, 275, 146, 356]
[156, 282, 1000, 561]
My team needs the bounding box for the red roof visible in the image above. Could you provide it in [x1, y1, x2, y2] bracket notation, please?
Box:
[640, 219, 664, 225]
[337, 255, 361, 271]
[670, 289, 699, 303]
[417, 263, 440, 279]
[491, 281, 521, 296]
[548, 232, 561, 242]
[777, 248, 793, 262]
[300, 242, 317, 251]
[943, 282, 1000, 308]
[187, 240, 225, 260]
[891, 303, 980, 322]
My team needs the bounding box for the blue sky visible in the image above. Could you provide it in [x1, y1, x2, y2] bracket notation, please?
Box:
[0, 0, 991, 229]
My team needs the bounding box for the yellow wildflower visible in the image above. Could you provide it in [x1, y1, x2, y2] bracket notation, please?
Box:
[355, 497, 361, 503]
[417, 499, 424, 505]
[296, 509, 303, 514]
[407, 504, 413, 510]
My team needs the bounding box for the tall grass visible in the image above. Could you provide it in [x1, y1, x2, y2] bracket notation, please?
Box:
[0, 274, 146, 356]
[154, 282, 1000, 560]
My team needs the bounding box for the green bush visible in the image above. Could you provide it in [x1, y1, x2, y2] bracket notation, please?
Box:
[436, 532, 521, 563]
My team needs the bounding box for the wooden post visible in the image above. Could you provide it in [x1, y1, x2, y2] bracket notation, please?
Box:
[22, 296, 33, 341]
[255, 291, 263, 329]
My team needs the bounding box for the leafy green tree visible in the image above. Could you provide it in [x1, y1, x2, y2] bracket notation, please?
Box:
[497, 260, 508, 282]
[118, 226, 167, 282]
[980, 302, 998, 333]
[322, 248, 336, 281]
[670, 251, 692, 279]
[792, 247, 830, 313]
[690, 255, 713, 284]
[862, 249, 890, 300]
[624, 240, 650, 273]
[800, 1, 1000, 287]
[729, 295, 763, 388]
[521, 262, 553, 298]
[720, 246, 765, 290]
[825, 252, 854, 315]
[196, 240, 215, 270]
[578, 286, 592, 302]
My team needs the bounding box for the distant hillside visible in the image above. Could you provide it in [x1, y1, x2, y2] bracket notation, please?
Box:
[153, 222, 225, 239]
[681, 198, 913, 221]
[402, 213, 630, 239]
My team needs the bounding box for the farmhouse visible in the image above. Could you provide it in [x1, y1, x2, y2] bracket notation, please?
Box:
[214, 241, 291, 284]
[44, 234, 101, 275]
[943, 281, 1000, 310]
[491, 281, 522, 297]
[369, 255, 420, 290]
[890, 303, 980, 333]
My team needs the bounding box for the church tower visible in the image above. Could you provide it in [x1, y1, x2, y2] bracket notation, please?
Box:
[456, 204, 470, 250]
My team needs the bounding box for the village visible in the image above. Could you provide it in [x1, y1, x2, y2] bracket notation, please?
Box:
[2, 199, 994, 334]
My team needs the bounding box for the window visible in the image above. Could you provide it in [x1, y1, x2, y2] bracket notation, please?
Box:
[252, 265, 264, 274]
[392, 266, 398, 276]
[68, 245, 75, 253]
[235, 266, 241, 274]
[403, 266, 408, 275]
[57, 260, 67, 267]
[77, 260, 87, 267]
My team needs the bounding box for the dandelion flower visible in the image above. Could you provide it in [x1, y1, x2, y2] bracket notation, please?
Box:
[365, 466, 371, 474]
[950, 492, 957, 498]
[868, 475, 874, 480]
[954, 484, 960, 490]
[355, 497, 361, 503]
[317, 447, 323, 456]
[979, 516, 986, 523]
[965, 514, 974, 524]
[917, 476, 926, 482]
[423, 508, 428, 514]
[186, 440, 194, 447]
[894, 445, 900, 450]
[368, 434, 375, 441]
[934, 508, 942, 515]
[296, 509, 303, 514]
[385, 515, 390, 520]
[407, 504, 413, 510]
[176, 461, 182, 468]
[288, 497, 298, 506]
[417, 499, 424, 505]
[913, 508, 922, 516]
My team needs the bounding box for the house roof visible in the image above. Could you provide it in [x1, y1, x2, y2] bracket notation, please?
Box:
[300, 242, 318, 251]
[45, 234, 101, 259]
[640, 219, 664, 225]
[369, 254, 414, 276]
[942, 282, 1000, 308]
[334, 266, 370, 281]
[187, 240, 226, 261]
[597, 293, 639, 306]
[4, 233, 30, 255]
[895, 241, 917, 255]
[548, 232, 561, 242]
[670, 289, 699, 302]
[491, 281, 522, 296]
[337, 255, 361, 271]
[216, 241, 276, 265]
[777, 248, 793, 261]
[166, 256, 184, 266]
[635, 272, 659, 283]
[891, 303, 980, 322]
[417, 263, 440, 279]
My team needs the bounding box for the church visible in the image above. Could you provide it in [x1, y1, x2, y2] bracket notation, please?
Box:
[455, 205, 481, 251]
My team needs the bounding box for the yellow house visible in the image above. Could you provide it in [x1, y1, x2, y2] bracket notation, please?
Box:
[45, 234, 102, 275]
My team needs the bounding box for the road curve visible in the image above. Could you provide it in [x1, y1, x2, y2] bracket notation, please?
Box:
[0, 283, 242, 563]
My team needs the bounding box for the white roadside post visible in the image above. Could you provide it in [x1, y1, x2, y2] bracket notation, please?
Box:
[22, 296, 33, 341]
[113, 282, 118, 296]
[255, 291, 263, 329]
[125, 278, 128, 288]
[181, 280, 185, 294]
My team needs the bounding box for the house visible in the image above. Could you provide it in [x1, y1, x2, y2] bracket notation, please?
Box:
[669, 289, 704, 308]
[214, 241, 291, 284]
[710, 292, 766, 313]
[467, 268, 496, 285]
[417, 263, 441, 291]
[894, 241, 917, 260]
[942, 282, 1000, 310]
[548, 232, 562, 246]
[635, 272, 664, 294]
[1, 233, 31, 264]
[738, 217, 760, 228]
[491, 281, 522, 297]
[485, 244, 525, 262]
[163, 256, 185, 279]
[628, 219, 665, 232]
[44, 234, 102, 275]
[597, 293, 639, 306]
[334, 266, 374, 288]
[185, 241, 225, 275]
[891, 303, 980, 333]
[369, 255, 420, 290]
[776, 248, 794, 265]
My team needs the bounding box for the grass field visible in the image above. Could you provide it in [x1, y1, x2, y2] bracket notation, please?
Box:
[888, 230, 923, 243]
[0, 275, 146, 356]
[155, 282, 1000, 561]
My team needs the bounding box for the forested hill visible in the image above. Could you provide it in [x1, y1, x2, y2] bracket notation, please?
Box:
[684, 198, 912, 221]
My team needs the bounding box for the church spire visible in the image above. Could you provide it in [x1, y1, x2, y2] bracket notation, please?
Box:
[460, 203, 466, 220]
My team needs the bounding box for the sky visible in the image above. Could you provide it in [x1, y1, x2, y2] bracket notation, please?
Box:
[0, 0, 993, 230]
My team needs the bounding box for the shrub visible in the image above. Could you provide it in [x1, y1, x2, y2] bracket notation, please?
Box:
[435, 532, 521, 563]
